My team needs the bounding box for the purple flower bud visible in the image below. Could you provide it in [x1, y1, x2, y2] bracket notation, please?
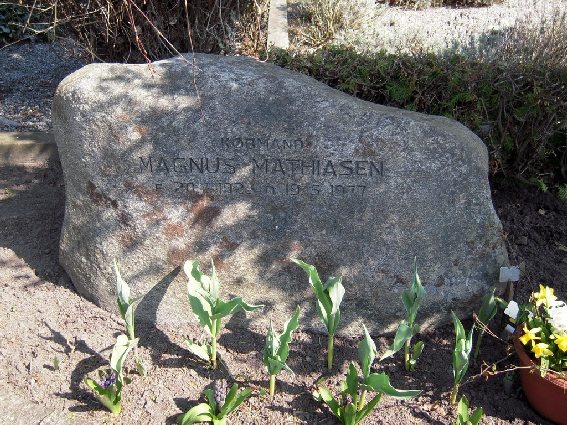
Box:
[100, 372, 117, 389]
[213, 379, 228, 408]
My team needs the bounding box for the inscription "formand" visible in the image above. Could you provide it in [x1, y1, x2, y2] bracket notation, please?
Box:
[139, 156, 383, 178]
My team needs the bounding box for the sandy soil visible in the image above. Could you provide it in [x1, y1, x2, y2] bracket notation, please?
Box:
[0, 154, 565, 424]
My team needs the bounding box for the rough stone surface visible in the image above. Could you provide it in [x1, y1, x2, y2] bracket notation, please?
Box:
[53, 54, 508, 335]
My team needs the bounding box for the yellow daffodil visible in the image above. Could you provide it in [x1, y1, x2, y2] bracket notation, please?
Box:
[519, 324, 541, 346]
[533, 284, 557, 308]
[553, 333, 567, 352]
[532, 343, 553, 359]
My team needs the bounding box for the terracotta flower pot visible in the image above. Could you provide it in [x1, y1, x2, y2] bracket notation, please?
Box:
[513, 334, 567, 425]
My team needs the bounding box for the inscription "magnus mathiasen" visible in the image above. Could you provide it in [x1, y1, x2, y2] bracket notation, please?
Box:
[139, 156, 383, 177]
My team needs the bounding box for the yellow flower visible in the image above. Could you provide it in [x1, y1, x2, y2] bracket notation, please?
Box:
[519, 324, 541, 346]
[532, 343, 553, 359]
[553, 333, 567, 352]
[533, 284, 557, 308]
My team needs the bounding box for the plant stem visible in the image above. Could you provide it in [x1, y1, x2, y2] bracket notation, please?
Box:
[327, 334, 334, 369]
[110, 402, 122, 416]
[269, 374, 276, 396]
[126, 324, 146, 375]
[211, 318, 220, 369]
[358, 389, 367, 411]
[211, 336, 217, 369]
[128, 320, 135, 341]
[404, 339, 411, 371]
[473, 330, 485, 360]
[450, 384, 459, 405]
[101, 398, 121, 415]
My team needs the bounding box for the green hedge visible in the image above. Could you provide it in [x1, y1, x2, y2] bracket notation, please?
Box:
[270, 47, 567, 185]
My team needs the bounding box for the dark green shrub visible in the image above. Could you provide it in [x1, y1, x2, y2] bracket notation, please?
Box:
[270, 47, 567, 185]
[0, 2, 53, 45]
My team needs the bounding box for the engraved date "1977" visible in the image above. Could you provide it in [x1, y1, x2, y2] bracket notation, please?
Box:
[152, 181, 368, 197]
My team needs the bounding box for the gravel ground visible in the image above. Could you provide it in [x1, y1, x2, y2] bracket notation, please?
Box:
[334, 0, 567, 53]
[0, 39, 86, 132]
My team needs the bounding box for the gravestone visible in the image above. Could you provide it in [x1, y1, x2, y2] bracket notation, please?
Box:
[53, 54, 508, 334]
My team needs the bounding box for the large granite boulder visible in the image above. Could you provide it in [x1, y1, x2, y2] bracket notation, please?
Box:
[53, 54, 508, 334]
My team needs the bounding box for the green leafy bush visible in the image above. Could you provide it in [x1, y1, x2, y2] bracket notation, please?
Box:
[559, 184, 567, 202]
[0, 2, 53, 45]
[270, 46, 567, 186]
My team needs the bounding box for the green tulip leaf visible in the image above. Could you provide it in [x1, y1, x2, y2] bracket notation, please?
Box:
[358, 324, 377, 379]
[177, 403, 214, 425]
[211, 297, 263, 320]
[344, 362, 359, 398]
[469, 407, 484, 425]
[184, 339, 212, 362]
[110, 334, 137, 375]
[364, 372, 421, 399]
[356, 393, 383, 423]
[316, 386, 341, 417]
[380, 321, 412, 360]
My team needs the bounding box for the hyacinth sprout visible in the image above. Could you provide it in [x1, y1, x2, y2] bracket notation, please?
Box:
[178, 379, 253, 425]
[84, 334, 138, 415]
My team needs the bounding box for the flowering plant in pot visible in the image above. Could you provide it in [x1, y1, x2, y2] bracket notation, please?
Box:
[512, 284, 567, 424]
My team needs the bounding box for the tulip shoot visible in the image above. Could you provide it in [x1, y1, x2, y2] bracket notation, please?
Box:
[114, 260, 146, 376]
[314, 324, 421, 424]
[263, 307, 301, 396]
[293, 259, 345, 369]
[451, 311, 474, 405]
[453, 395, 484, 425]
[84, 334, 138, 415]
[473, 287, 504, 360]
[184, 259, 264, 368]
[380, 260, 426, 371]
